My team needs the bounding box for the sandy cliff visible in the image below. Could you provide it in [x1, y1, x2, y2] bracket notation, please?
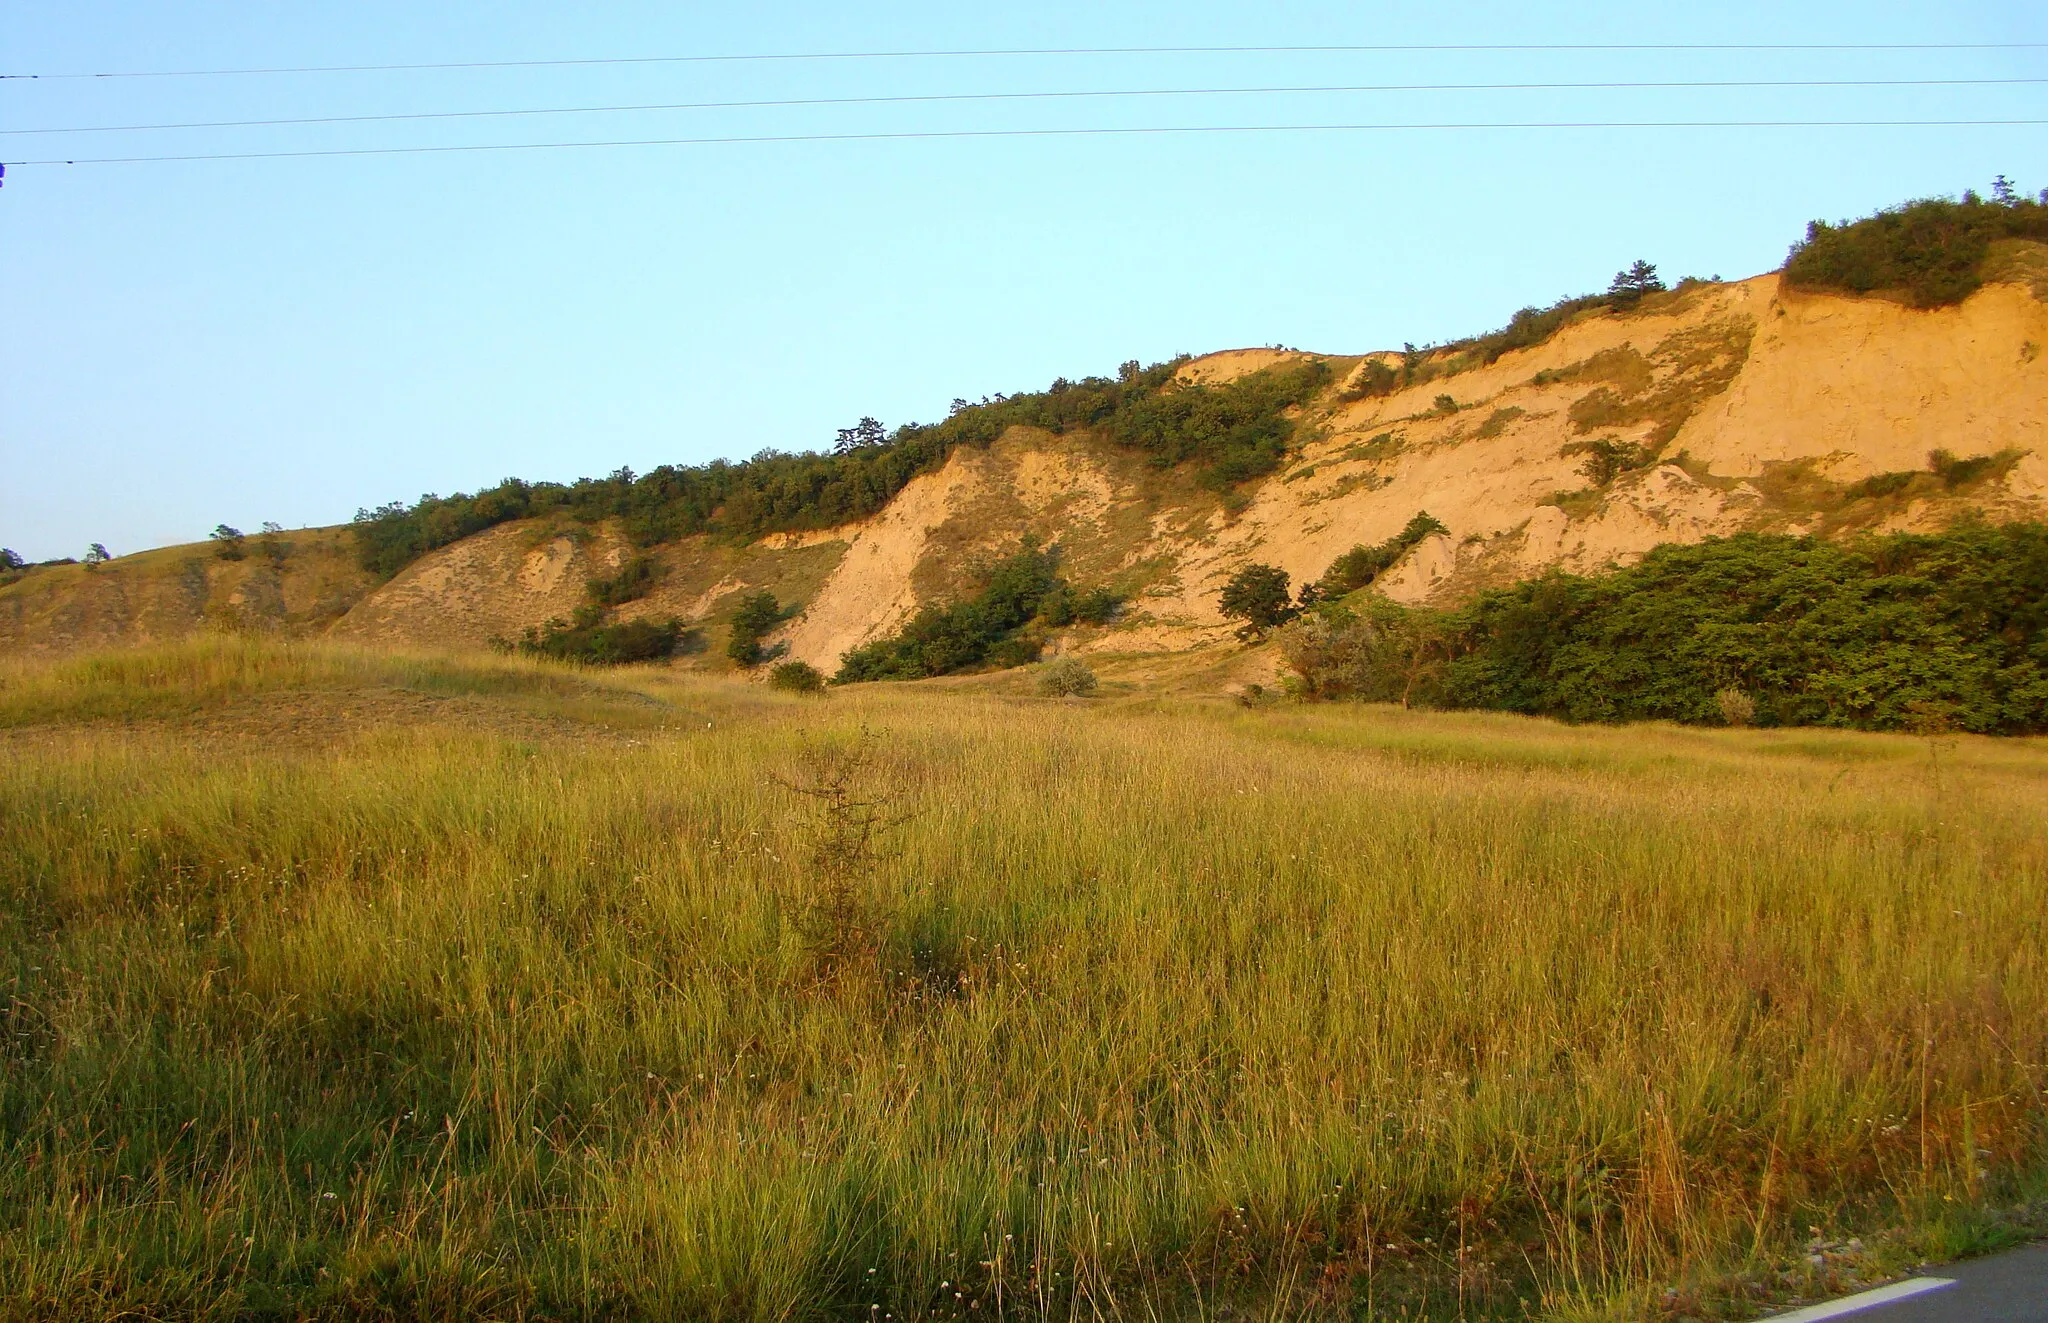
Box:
[6, 267, 2043, 668]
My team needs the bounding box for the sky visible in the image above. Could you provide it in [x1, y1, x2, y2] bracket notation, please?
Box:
[2, 2, 2044, 561]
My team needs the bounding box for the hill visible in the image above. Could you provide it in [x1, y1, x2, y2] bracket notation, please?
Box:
[6, 203, 2046, 679]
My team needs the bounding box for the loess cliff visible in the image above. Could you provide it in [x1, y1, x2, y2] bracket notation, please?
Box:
[5, 267, 2045, 671]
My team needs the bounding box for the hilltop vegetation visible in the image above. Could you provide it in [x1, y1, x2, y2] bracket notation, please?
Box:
[1279, 521, 2048, 733]
[347, 357, 1331, 581]
[1, 639, 2044, 1320]
[1784, 179, 2048, 306]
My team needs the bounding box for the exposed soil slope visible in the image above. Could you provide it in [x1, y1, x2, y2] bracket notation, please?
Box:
[6, 265, 2044, 667]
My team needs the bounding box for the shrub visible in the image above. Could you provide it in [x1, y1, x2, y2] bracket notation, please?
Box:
[1036, 657, 1099, 697]
[1107, 357, 1334, 488]
[587, 555, 660, 608]
[1845, 470, 1917, 501]
[1783, 189, 2048, 308]
[1036, 584, 1122, 627]
[1276, 597, 1455, 707]
[1438, 524, 2048, 733]
[1928, 447, 2023, 489]
[772, 729, 903, 975]
[516, 610, 684, 666]
[726, 590, 782, 667]
[836, 544, 1105, 683]
[768, 660, 827, 693]
[1317, 512, 1449, 597]
[1562, 437, 1659, 487]
[1716, 687, 1757, 727]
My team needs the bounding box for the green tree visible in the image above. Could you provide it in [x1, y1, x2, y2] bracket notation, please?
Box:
[83, 543, 111, 570]
[0, 548, 22, 571]
[211, 525, 246, 561]
[832, 417, 887, 454]
[1607, 260, 1665, 308]
[1218, 564, 1298, 641]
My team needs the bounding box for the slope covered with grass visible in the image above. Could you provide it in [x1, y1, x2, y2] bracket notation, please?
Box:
[2, 641, 2044, 1319]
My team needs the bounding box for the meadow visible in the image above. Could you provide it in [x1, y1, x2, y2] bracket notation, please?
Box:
[1, 638, 2045, 1321]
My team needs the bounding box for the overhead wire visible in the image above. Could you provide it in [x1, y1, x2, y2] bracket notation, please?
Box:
[5, 41, 2047, 81]
[6, 76, 2043, 137]
[9, 119, 2045, 168]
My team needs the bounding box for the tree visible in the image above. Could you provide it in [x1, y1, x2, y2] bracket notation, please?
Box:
[1218, 564, 1299, 641]
[1607, 260, 1666, 308]
[83, 543, 111, 569]
[0, 548, 22, 571]
[1991, 174, 2018, 205]
[727, 590, 782, 666]
[833, 417, 888, 455]
[211, 524, 246, 560]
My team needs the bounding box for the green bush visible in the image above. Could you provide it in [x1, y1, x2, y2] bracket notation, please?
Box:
[727, 591, 782, 667]
[516, 608, 684, 666]
[1276, 524, 2048, 734]
[1844, 470, 1917, 501]
[1107, 358, 1333, 488]
[1434, 524, 2048, 732]
[836, 544, 1109, 683]
[1036, 657, 1099, 697]
[1317, 512, 1448, 597]
[1783, 189, 2048, 308]
[1035, 584, 1122, 627]
[1561, 437, 1660, 487]
[587, 555, 659, 608]
[767, 660, 827, 693]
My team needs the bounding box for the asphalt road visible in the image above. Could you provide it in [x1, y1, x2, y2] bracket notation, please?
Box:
[1772, 1241, 2048, 1321]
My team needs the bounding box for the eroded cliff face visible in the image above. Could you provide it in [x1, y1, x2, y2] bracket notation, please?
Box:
[7, 269, 2045, 667]
[759, 272, 2047, 669]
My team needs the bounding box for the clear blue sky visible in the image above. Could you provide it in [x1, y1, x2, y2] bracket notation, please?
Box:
[3, 1, 2043, 561]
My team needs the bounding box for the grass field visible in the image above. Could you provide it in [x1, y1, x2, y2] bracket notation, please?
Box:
[1, 638, 2045, 1321]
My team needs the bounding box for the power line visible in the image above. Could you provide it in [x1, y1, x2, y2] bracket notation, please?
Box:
[8, 76, 2041, 137]
[9, 119, 2044, 167]
[5, 42, 2047, 81]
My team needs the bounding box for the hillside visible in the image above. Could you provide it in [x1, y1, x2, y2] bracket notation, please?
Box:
[6, 260, 2045, 672]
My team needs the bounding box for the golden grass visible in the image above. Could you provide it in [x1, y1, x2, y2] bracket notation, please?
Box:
[1, 638, 2044, 1320]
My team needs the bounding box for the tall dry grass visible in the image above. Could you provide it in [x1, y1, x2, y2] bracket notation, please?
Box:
[0, 638, 2044, 1319]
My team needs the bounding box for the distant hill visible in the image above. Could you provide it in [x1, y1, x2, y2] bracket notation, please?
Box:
[7, 198, 2046, 675]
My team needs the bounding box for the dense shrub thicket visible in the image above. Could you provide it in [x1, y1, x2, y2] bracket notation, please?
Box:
[767, 660, 827, 692]
[585, 555, 659, 608]
[512, 607, 686, 666]
[1277, 524, 2048, 734]
[1318, 511, 1449, 596]
[834, 544, 1120, 684]
[350, 357, 1332, 580]
[1783, 183, 2048, 307]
